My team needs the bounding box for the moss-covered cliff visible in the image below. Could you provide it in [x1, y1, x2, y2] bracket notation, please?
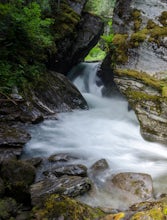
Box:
[111, 0, 167, 143]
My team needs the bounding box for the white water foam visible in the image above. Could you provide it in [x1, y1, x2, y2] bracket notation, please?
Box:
[24, 62, 167, 208]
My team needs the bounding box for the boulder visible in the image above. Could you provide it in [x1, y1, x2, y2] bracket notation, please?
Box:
[90, 159, 109, 173]
[0, 71, 88, 123]
[48, 153, 78, 162]
[43, 164, 88, 177]
[0, 124, 30, 148]
[0, 124, 31, 162]
[28, 71, 88, 114]
[32, 194, 105, 219]
[1, 159, 36, 204]
[112, 0, 167, 143]
[112, 172, 153, 200]
[49, 0, 104, 74]
[0, 198, 18, 220]
[0, 178, 5, 197]
[30, 175, 91, 206]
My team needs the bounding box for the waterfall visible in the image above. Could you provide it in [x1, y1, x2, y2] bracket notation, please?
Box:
[24, 62, 167, 207]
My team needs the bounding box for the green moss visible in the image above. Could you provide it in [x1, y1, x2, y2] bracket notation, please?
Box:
[52, 0, 81, 40]
[0, 198, 18, 219]
[33, 194, 105, 220]
[162, 86, 167, 97]
[126, 90, 159, 102]
[159, 11, 167, 27]
[131, 9, 142, 31]
[150, 25, 167, 37]
[130, 201, 167, 219]
[112, 12, 167, 66]
[147, 19, 157, 29]
[130, 28, 148, 47]
[115, 69, 163, 91]
[112, 34, 128, 63]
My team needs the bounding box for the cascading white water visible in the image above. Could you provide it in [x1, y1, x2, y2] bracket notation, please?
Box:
[24, 62, 167, 208]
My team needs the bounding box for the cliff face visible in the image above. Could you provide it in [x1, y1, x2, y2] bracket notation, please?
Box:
[112, 0, 167, 143]
[48, 0, 104, 74]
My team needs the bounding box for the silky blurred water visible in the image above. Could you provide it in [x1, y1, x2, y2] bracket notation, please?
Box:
[24, 62, 167, 208]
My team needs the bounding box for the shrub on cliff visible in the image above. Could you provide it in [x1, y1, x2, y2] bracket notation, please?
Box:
[0, 0, 54, 92]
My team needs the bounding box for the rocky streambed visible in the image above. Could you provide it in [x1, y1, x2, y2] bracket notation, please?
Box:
[0, 149, 167, 219]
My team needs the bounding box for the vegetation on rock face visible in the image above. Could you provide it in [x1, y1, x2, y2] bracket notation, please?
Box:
[33, 194, 105, 220]
[112, 10, 167, 64]
[0, 0, 81, 94]
[84, 1, 115, 62]
[85, 0, 115, 17]
[0, 0, 54, 93]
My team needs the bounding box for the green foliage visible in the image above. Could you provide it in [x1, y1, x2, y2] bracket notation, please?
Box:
[0, 0, 54, 93]
[85, 21, 114, 61]
[85, 0, 115, 16]
[84, 44, 106, 61]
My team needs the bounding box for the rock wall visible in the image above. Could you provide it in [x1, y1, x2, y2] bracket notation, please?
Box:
[48, 0, 104, 74]
[112, 0, 167, 143]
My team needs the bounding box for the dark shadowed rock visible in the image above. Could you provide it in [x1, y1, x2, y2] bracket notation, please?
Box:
[30, 175, 92, 206]
[48, 153, 78, 163]
[44, 164, 88, 177]
[23, 157, 43, 168]
[51, 12, 104, 74]
[0, 124, 30, 148]
[0, 178, 5, 197]
[68, 0, 86, 14]
[0, 198, 18, 219]
[0, 124, 31, 162]
[1, 159, 36, 204]
[30, 71, 88, 114]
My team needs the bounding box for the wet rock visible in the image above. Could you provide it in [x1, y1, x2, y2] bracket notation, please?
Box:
[97, 54, 121, 97]
[90, 159, 109, 173]
[1, 159, 36, 204]
[0, 124, 31, 162]
[32, 194, 105, 219]
[0, 124, 30, 148]
[50, 11, 104, 74]
[30, 71, 88, 113]
[23, 157, 43, 168]
[48, 153, 78, 163]
[128, 198, 167, 219]
[100, 213, 125, 220]
[112, 0, 167, 143]
[0, 178, 5, 197]
[0, 149, 17, 164]
[111, 172, 153, 201]
[89, 159, 109, 186]
[44, 164, 88, 177]
[0, 197, 18, 220]
[30, 175, 92, 206]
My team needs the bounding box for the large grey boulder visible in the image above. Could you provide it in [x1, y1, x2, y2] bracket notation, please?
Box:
[49, 0, 104, 74]
[112, 0, 167, 143]
[30, 175, 91, 206]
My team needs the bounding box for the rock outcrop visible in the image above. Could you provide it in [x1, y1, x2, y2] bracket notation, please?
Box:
[112, 0, 167, 143]
[48, 0, 104, 74]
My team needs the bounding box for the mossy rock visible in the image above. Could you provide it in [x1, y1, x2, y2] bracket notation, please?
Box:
[0, 197, 18, 220]
[159, 11, 167, 27]
[130, 200, 167, 219]
[1, 159, 36, 204]
[33, 194, 105, 220]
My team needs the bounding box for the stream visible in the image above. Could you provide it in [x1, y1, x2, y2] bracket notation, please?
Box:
[23, 62, 167, 209]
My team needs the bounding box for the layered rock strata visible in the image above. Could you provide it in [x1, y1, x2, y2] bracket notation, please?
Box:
[112, 0, 167, 143]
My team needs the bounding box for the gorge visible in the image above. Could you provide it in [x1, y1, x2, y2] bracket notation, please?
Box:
[0, 0, 167, 219]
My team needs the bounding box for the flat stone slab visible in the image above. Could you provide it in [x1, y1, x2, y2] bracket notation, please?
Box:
[30, 175, 91, 206]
